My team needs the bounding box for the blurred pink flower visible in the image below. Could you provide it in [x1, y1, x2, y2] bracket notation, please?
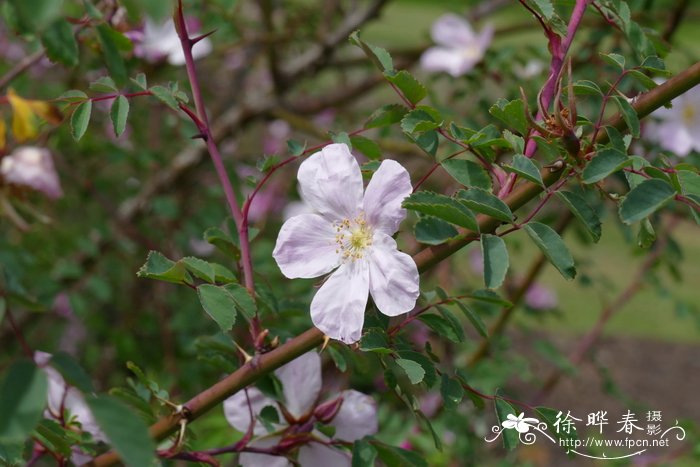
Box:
[468, 248, 483, 275]
[646, 84, 700, 156]
[1, 146, 62, 199]
[130, 18, 212, 66]
[263, 119, 291, 155]
[525, 283, 558, 310]
[420, 14, 493, 77]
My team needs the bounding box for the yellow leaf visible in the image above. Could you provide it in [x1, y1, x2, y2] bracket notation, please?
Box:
[0, 119, 6, 151]
[7, 89, 39, 142]
[28, 100, 63, 125]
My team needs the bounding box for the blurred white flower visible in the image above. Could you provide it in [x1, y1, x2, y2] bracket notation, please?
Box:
[420, 14, 493, 77]
[525, 283, 557, 310]
[224, 352, 377, 467]
[645, 85, 700, 156]
[131, 19, 212, 66]
[1, 146, 62, 199]
[514, 59, 545, 79]
[264, 119, 292, 155]
[272, 144, 419, 343]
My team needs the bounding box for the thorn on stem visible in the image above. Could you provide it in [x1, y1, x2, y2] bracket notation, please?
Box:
[192, 29, 217, 44]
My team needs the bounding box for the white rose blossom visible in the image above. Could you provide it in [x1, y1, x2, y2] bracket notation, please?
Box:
[224, 351, 377, 467]
[272, 143, 419, 343]
[1, 146, 63, 199]
[420, 14, 493, 77]
[645, 84, 700, 156]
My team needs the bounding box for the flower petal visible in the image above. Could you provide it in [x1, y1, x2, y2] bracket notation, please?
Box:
[420, 47, 469, 77]
[297, 443, 351, 467]
[330, 390, 378, 442]
[311, 260, 369, 344]
[431, 14, 475, 46]
[368, 233, 419, 317]
[297, 144, 363, 221]
[239, 437, 290, 467]
[275, 352, 322, 419]
[273, 214, 339, 279]
[362, 159, 412, 235]
[224, 387, 277, 436]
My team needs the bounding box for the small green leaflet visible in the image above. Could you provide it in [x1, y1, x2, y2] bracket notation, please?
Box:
[110, 95, 129, 137]
[395, 358, 425, 385]
[555, 191, 602, 242]
[480, 234, 509, 289]
[403, 192, 479, 232]
[457, 188, 513, 222]
[504, 154, 544, 186]
[489, 98, 528, 135]
[523, 222, 576, 280]
[414, 216, 458, 245]
[581, 148, 630, 184]
[441, 158, 492, 190]
[70, 100, 92, 141]
[197, 284, 239, 332]
[384, 70, 427, 105]
[0, 359, 48, 443]
[619, 178, 676, 224]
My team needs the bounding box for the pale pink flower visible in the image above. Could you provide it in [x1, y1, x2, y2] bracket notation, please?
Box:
[646, 84, 700, 156]
[272, 144, 419, 343]
[420, 14, 493, 77]
[131, 19, 212, 66]
[525, 283, 557, 310]
[1, 146, 62, 199]
[224, 352, 377, 467]
[263, 119, 292, 155]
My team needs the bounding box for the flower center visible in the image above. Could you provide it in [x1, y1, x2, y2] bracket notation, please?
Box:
[334, 213, 373, 261]
[683, 104, 696, 125]
[461, 44, 480, 60]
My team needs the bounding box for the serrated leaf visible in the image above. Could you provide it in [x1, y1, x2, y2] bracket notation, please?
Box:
[359, 328, 392, 353]
[41, 19, 79, 67]
[70, 100, 92, 141]
[0, 359, 48, 443]
[401, 107, 442, 135]
[481, 234, 509, 289]
[137, 251, 189, 284]
[403, 192, 478, 231]
[582, 148, 630, 184]
[131, 73, 148, 90]
[395, 358, 425, 384]
[414, 216, 458, 245]
[203, 227, 240, 260]
[397, 351, 437, 388]
[197, 284, 238, 332]
[385, 70, 426, 105]
[555, 191, 601, 242]
[417, 314, 463, 343]
[489, 98, 528, 135]
[96, 25, 127, 84]
[457, 188, 513, 222]
[182, 257, 216, 283]
[441, 158, 492, 190]
[612, 96, 640, 137]
[619, 178, 676, 224]
[349, 31, 393, 72]
[90, 76, 118, 93]
[287, 139, 305, 156]
[455, 301, 488, 337]
[572, 80, 603, 96]
[149, 85, 179, 111]
[58, 90, 88, 103]
[523, 222, 576, 280]
[87, 395, 156, 467]
[412, 130, 439, 157]
[350, 136, 382, 160]
[110, 95, 129, 137]
[600, 52, 625, 70]
[364, 104, 407, 129]
[223, 283, 257, 319]
[504, 154, 543, 186]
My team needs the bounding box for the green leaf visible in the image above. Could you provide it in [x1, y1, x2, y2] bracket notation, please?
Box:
[348, 31, 393, 72]
[637, 218, 656, 248]
[286, 139, 305, 156]
[110, 95, 129, 137]
[373, 441, 428, 467]
[87, 395, 156, 467]
[572, 80, 603, 96]
[412, 130, 439, 157]
[619, 178, 676, 224]
[504, 154, 543, 186]
[481, 234, 509, 289]
[96, 24, 127, 84]
[364, 104, 407, 129]
[327, 346, 347, 372]
[467, 289, 512, 307]
[600, 52, 625, 70]
[457, 188, 513, 222]
[131, 73, 148, 90]
[581, 148, 629, 184]
[149, 85, 179, 111]
[677, 170, 700, 198]
[90, 76, 118, 93]
[489, 98, 528, 135]
[494, 398, 518, 450]
[627, 69, 658, 90]
[359, 328, 392, 353]
[385, 70, 426, 105]
[0, 440, 26, 465]
[223, 283, 257, 319]
[70, 100, 92, 141]
[555, 191, 602, 242]
[137, 251, 190, 284]
[0, 359, 48, 443]
[8, 0, 63, 33]
[441, 158, 492, 190]
[350, 136, 382, 160]
[418, 313, 463, 343]
[182, 257, 215, 283]
[58, 90, 88, 103]
[403, 192, 478, 231]
[397, 351, 437, 388]
[401, 107, 442, 135]
[612, 96, 640, 138]
[197, 284, 238, 332]
[395, 358, 425, 385]
[33, 419, 73, 457]
[48, 353, 94, 393]
[41, 19, 79, 66]
[455, 301, 488, 338]
[440, 374, 464, 410]
[523, 222, 576, 280]
[352, 439, 378, 467]
[414, 216, 458, 245]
